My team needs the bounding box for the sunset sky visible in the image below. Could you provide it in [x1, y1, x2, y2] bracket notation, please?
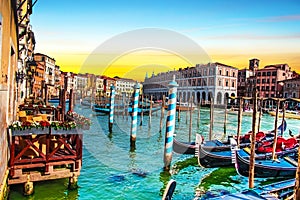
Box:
[31, 0, 300, 81]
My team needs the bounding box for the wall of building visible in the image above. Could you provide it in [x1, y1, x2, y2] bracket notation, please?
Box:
[0, 0, 19, 198]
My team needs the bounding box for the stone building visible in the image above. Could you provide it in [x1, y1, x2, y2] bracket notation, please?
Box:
[114, 77, 136, 97]
[0, 0, 19, 198]
[143, 62, 238, 105]
[281, 77, 300, 99]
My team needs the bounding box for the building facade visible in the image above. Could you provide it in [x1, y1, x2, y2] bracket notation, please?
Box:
[244, 63, 294, 98]
[282, 77, 300, 99]
[0, 0, 19, 198]
[115, 77, 136, 97]
[143, 62, 238, 105]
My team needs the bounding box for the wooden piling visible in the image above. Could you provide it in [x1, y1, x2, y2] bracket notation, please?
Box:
[159, 95, 166, 133]
[224, 98, 228, 136]
[257, 99, 262, 132]
[271, 99, 280, 160]
[148, 95, 153, 129]
[281, 101, 286, 136]
[68, 89, 74, 112]
[130, 83, 140, 149]
[23, 175, 33, 196]
[209, 97, 214, 141]
[237, 98, 243, 146]
[249, 91, 258, 189]
[163, 76, 178, 171]
[188, 96, 193, 143]
[140, 95, 144, 126]
[294, 139, 300, 199]
[109, 85, 115, 133]
[197, 100, 201, 128]
[178, 95, 181, 122]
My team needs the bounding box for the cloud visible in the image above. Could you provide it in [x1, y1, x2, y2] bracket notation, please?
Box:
[256, 15, 300, 22]
[202, 33, 300, 40]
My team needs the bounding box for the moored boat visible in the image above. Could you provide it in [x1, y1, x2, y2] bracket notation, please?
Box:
[269, 110, 300, 120]
[234, 146, 298, 178]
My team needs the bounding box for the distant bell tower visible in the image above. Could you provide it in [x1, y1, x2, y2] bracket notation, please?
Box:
[249, 58, 259, 73]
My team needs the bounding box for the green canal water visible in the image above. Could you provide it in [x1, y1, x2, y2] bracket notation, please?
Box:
[8, 104, 300, 199]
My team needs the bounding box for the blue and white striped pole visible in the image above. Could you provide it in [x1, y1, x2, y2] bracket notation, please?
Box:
[164, 75, 178, 171]
[130, 82, 140, 149]
[109, 84, 115, 132]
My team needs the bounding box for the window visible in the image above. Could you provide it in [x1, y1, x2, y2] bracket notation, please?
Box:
[219, 80, 221, 86]
[267, 72, 271, 76]
[226, 71, 229, 76]
[266, 86, 269, 91]
[272, 79, 276, 83]
[261, 86, 265, 91]
[272, 71, 277, 76]
[233, 72, 235, 77]
[262, 79, 266, 83]
[225, 81, 228, 87]
[257, 79, 260, 84]
[257, 72, 261, 76]
[262, 72, 266, 76]
[232, 81, 235, 87]
[271, 86, 275, 91]
[219, 70, 222, 75]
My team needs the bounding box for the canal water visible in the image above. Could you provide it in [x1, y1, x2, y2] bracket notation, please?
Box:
[9, 104, 300, 199]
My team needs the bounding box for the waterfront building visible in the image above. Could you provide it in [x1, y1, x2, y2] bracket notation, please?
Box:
[244, 63, 295, 98]
[53, 65, 62, 97]
[95, 75, 116, 97]
[143, 62, 238, 105]
[75, 73, 89, 98]
[34, 53, 56, 99]
[0, 0, 19, 198]
[17, 0, 36, 101]
[237, 59, 257, 97]
[114, 77, 136, 97]
[281, 77, 300, 99]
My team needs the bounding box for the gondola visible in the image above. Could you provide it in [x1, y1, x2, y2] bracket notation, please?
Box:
[205, 178, 295, 199]
[234, 145, 298, 178]
[92, 104, 110, 114]
[173, 137, 197, 154]
[197, 120, 287, 168]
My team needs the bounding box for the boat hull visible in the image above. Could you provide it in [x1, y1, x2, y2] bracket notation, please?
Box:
[235, 149, 297, 178]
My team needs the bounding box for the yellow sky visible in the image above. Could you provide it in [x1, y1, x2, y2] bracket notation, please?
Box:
[53, 50, 300, 82]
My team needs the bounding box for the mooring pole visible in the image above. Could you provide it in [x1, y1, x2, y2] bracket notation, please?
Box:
[281, 101, 286, 136]
[140, 95, 144, 126]
[209, 97, 214, 141]
[197, 100, 201, 128]
[237, 98, 243, 147]
[271, 99, 280, 160]
[224, 98, 228, 136]
[294, 139, 300, 199]
[108, 85, 115, 133]
[188, 96, 193, 143]
[163, 75, 178, 171]
[249, 91, 258, 189]
[148, 95, 153, 129]
[178, 95, 181, 122]
[130, 82, 140, 149]
[159, 95, 166, 133]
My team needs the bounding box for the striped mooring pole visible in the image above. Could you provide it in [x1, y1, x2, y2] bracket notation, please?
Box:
[163, 75, 178, 171]
[108, 84, 115, 132]
[130, 82, 140, 149]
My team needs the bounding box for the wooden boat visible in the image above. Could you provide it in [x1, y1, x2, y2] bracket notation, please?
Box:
[164, 102, 196, 112]
[173, 137, 197, 154]
[227, 108, 253, 116]
[234, 146, 298, 178]
[92, 104, 110, 114]
[198, 120, 288, 168]
[198, 141, 235, 168]
[48, 98, 69, 103]
[128, 106, 160, 115]
[206, 178, 295, 199]
[269, 110, 300, 120]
